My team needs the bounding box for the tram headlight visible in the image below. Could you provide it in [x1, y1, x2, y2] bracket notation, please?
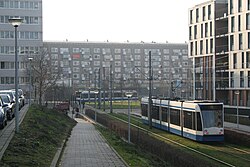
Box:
[203, 129, 209, 135]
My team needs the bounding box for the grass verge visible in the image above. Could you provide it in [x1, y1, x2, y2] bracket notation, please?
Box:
[0, 105, 76, 167]
[95, 125, 171, 167]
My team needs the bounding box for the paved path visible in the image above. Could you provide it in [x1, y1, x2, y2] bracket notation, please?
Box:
[59, 118, 127, 167]
[0, 105, 28, 160]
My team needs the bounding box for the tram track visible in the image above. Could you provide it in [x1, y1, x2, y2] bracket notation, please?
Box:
[109, 113, 250, 167]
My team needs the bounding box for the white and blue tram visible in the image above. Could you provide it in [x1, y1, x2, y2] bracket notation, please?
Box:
[141, 97, 224, 142]
[76, 90, 138, 102]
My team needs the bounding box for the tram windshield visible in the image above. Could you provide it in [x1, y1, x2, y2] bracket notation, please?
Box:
[200, 104, 223, 128]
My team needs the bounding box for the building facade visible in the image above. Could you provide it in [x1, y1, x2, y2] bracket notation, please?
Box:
[189, 0, 250, 107]
[43, 41, 192, 99]
[0, 0, 43, 92]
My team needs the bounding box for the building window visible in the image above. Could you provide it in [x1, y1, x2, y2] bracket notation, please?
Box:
[239, 33, 243, 50]
[196, 8, 199, 22]
[248, 71, 250, 87]
[190, 10, 193, 24]
[194, 25, 197, 39]
[230, 72, 234, 87]
[242, 52, 245, 68]
[210, 39, 213, 53]
[93, 48, 100, 53]
[73, 48, 79, 53]
[247, 52, 250, 68]
[115, 48, 121, 53]
[208, 5, 211, 20]
[249, 0, 250, 10]
[233, 53, 237, 69]
[203, 6, 206, 21]
[205, 23, 208, 37]
[114, 55, 121, 60]
[230, 0, 233, 14]
[238, 15, 241, 31]
[195, 41, 198, 55]
[206, 39, 208, 54]
[230, 35, 234, 51]
[189, 26, 192, 40]
[134, 49, 140, 54]
[248, 32, 250, 49]
[200, 40, 203, 54]
[201, 24, 203, 38]
[210, 22, 212, 36]
[240, 71, 244, 87]
[247, 14, 250, 30]
[238, 0, 242, 12]
[51, 47, 58, 53]
[190, 42, 193, 56]
[231, 16, 235, 32]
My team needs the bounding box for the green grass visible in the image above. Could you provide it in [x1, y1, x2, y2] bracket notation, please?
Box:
[0, 105, 77, 167]
[95, 125, 171, 167]
[110, 113, 250, 167]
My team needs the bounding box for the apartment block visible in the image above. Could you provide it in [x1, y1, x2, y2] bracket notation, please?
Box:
[0, 0, 43, 92]
[189, 0, 250, 107]
[43, 41, 192, 98]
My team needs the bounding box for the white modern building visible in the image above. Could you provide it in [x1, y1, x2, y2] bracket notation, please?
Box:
[189, 0, 250, 107]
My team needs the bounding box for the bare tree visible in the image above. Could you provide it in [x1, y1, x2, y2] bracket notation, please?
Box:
[31, 48, 61, 105]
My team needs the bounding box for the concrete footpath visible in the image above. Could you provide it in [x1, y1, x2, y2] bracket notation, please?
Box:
[58, 118, 127, 167]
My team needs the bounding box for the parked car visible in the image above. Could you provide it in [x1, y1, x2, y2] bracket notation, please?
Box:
[0, 97, 7, 129]
[0, 94, 15, 120]
[11, 89, 25, 108]
[0, 90, 18, 110]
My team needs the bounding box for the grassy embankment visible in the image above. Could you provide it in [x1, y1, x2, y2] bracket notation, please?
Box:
[0, 105, 76, 167]
[96, 125, 171, 167]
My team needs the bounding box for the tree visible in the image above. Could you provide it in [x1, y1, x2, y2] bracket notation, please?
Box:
[31, 48, 61, 105]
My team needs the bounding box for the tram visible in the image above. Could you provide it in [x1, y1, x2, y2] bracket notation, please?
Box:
[141, 97, 224, 142]
[75, 90, 138, 102]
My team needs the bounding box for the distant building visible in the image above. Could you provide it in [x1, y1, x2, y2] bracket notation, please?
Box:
[0, 0, 43, 92]
[189, 0, 250, 107]
[43, 41, 192, 99]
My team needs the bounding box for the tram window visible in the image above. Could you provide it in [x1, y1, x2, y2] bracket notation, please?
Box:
[162, 107, 168, 122]
[152, 106, 159, 120]
[141, 104, 148, 117]
[192, 113, 196, 130]
[184, 111, 192, 129]
[217, 110, 223, 127]
[197, 113, 202, 131]
[170, 109, 180, 125]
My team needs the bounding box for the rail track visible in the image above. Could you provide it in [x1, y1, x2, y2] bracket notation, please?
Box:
[109, 113, 250, 167]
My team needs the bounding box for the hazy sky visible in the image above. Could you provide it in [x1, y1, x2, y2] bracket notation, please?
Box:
[43, 0, 206, 43]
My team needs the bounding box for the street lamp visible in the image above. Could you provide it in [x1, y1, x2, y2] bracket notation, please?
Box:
[235, 90, 240, 128]
[28, 57, 33, 106]
[94, 90, 99, 122]
[125, 91, 133, 143]
[9, 17, 23, 133]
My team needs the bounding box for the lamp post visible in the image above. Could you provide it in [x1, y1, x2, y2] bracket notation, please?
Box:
[9, 17, 22, 133]
[94, 90, 99, 122]
[125, 91, 133, 143]
[28, 57, 33, 106]
[235, 90, 240, 128]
